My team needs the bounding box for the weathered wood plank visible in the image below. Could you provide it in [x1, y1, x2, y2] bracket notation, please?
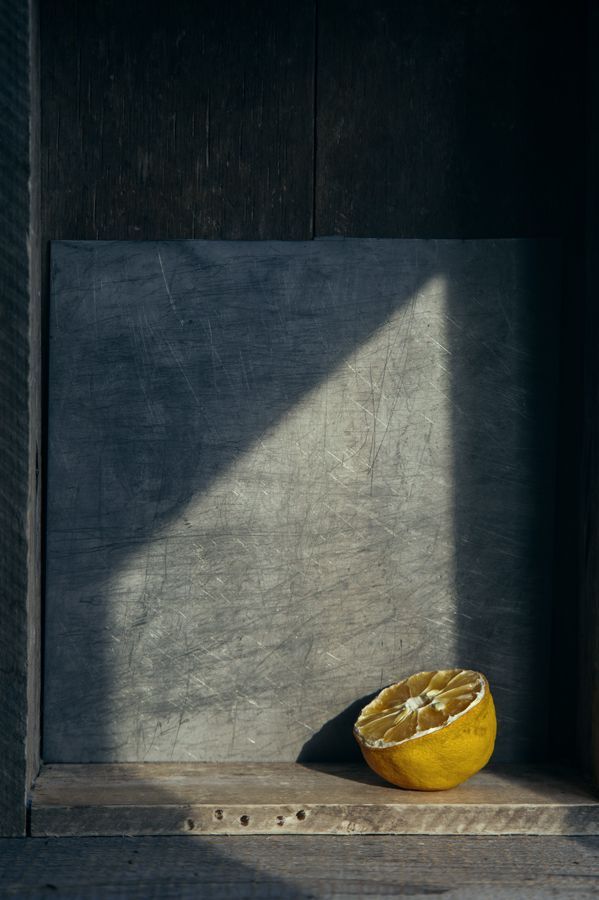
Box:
[43, 239, 559, 764]
[3, 835, 599, 899]
[40, 0, 315, 243]
[0, 0, 41, 836]
[30, 762, 599, 836]
[315, 0, 584, 238]
[34, 762, 598, 806]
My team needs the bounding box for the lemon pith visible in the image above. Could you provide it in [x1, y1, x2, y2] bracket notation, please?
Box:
[353, 669, 496, 791]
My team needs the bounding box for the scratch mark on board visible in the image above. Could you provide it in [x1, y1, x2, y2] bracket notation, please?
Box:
[157, 249, 185, 326]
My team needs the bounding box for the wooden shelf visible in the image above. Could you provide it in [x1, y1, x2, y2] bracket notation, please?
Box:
[30, 762, 599, 837]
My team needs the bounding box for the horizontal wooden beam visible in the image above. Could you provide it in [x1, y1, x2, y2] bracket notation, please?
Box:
[31, 763, 599, 836]
[2, 834, 599, 897]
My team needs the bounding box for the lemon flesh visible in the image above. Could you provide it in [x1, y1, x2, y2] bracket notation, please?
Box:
[354, 669, 496, 791]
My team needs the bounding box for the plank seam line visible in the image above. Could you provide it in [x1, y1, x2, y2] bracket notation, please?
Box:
[311, 0, 319, 239]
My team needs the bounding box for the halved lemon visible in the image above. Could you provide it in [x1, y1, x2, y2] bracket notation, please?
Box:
[353, 669, 496, 791]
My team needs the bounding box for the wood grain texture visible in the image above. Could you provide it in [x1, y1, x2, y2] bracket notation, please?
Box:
[0, 0, 41, 836]
[2, 835, 599, 899]
[30, 763, 599, 836]
[315, 0, 585, 239]
[40, 0, 315, 243]
[43, 239, 559, 764]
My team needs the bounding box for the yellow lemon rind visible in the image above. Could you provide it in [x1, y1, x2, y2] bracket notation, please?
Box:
[353, 670, 497, 792]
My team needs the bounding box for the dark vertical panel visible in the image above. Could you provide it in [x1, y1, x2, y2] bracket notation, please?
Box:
[40, 0, 315, 242]
[0, 0, 41, 835]
[581, 0, 599, 782]
[315, 1, 582, 238]
[27, 0, 42, 804]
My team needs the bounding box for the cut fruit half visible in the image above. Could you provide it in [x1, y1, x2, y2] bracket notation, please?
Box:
[354, 668, 496, 791]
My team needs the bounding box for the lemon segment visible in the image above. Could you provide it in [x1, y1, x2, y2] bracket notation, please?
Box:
[353, 668, 496, 791]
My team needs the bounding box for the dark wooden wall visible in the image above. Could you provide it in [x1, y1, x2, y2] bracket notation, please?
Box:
[41, 0, 315, 241]
[41, 0, 585, 242]
[40, 0, 587, 762]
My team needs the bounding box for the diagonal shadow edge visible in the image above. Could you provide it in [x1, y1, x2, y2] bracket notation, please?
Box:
[298, 240, 562, 768]
[44, 238, 438, 761]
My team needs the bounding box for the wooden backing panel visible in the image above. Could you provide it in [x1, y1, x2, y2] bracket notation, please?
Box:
[30, 763, 599, 836]
[40, 0, 316, 243]
[315, 0, 584, 239]
[0, 0, 41, 836]
[2, 835, 599, 898]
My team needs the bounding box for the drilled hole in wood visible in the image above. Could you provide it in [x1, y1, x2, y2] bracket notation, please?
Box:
[240, 815, 250, 826]
[214, 808, 224, 820]
[276, 815, 285, 826]
[185, 818, 195, 831]
[296, 809, 306, 820]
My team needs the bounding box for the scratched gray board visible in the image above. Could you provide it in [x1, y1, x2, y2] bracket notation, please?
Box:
[44, 239, 560, 763]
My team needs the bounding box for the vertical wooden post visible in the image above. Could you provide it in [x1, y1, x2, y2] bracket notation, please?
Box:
[581, 0, 599, 783]
[0, 0, 41, 835]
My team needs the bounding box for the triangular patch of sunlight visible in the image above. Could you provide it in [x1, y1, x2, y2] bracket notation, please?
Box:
[106, 274, 457, 761]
